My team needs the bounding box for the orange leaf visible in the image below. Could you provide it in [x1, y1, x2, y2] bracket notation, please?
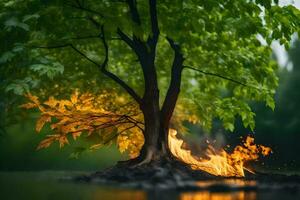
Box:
[19, 102, 37, 109]
[44, 96, 58, 108]
[36, 115, 51, 133]
[59, 136, 69, 148]
[36, 136, 57, 150]
[61, 121, 82, 133]
[71, 91, 78, 104]
[26, 93, 40, 104]
[90, 143, 102, 150]
[72, 131, 82, 140]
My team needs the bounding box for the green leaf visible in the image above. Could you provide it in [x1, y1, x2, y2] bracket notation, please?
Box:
[22, 14, 40, 22]
[0, 51, 15, 63]
[266, 95, 275, 110]
[30, 61, 64, 79]
[5, 82, 28, 95]
[224, 122, 234, 132]
[4, 17, 29, 31]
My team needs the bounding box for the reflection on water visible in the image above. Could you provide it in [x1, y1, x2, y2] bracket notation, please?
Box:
[0, 171, 299, 200]
[182, 180, 257, 200]
[223, 179, 257, 187]
[195, 179, 257, 188]
[181, 191, 256, 200]
[92, 190, 146, 200]
[0, 171, 147, 200]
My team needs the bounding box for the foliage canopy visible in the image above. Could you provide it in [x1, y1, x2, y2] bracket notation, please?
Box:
[1, 0, 300, 156]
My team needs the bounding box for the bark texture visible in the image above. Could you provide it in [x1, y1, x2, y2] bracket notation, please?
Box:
[117, 0, 185, 166]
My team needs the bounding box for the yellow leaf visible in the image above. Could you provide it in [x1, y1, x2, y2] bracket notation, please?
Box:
[19, 102, 37, 109]
[36, 135, 57, 150]
[59, 136, 69, 148]
[78, 124, 92, 130]
[71, 91, 78, 104]
[80, 93, 94, 106]
[50, 117, 70, 130]
[90, 143, 102, 150]
[116, 128, 144, 158]
[36, 115, 51, 133]
[87, 128, 94, 136]
[26, 90, 143, 154]
[62, 100, 73, 107]
[61, 121, 81, 133]
[44, 96, 58, 108]
[72, 131, 82, 140]
[26, 93, 40, 105]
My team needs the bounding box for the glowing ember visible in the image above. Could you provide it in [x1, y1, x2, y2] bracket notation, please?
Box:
[168, 129, 272, 177]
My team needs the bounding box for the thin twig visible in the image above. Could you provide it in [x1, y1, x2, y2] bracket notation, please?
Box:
[65, 0, 104, 17]
[184, 65, 259, 89]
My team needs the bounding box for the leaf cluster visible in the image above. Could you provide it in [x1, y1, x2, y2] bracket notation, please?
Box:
[20, 91, 144, 158]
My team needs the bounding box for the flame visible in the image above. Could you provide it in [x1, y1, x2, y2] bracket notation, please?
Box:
[168, 129, 272, 177]
[180, 191, 257, 200]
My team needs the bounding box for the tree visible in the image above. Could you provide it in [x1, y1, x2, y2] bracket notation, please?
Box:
[1, 0, 300, 166]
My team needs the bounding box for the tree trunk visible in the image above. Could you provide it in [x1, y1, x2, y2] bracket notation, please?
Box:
[121, 86, 181, 167]
[133, 118, 170, 166]
[123, 38, 184, 167]
[116, 0, 183, 165]
[138, 88, 162, 165]
[117, 36, 178, 165]
[107, 0, 182, 167]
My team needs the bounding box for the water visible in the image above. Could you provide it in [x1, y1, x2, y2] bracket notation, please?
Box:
[0, 171, 299, 200]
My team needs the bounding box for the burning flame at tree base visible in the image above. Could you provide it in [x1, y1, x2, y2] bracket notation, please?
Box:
[168, 129, 272, 177]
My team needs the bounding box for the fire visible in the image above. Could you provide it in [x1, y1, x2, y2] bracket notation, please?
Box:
[180, 191, 256, 200]
[168, 129, 272, 177]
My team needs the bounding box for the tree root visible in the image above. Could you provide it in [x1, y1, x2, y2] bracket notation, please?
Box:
[130, 149, 154, 168]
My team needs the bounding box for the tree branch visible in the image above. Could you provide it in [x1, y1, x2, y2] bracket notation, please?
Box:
[126, 0, 141, 25]
[166, 36, 181, 52]
[148, 0, 159, 44]
[30, 33, 142, 104]
[31, 43, 101, 67]
[68, 35, 121, 41]
[99, 25, 142, 104]
[67, 35, 101, 40]
[65, 0, 104, 17]
[69, 0, 139, 53]
[161, 37, 184, 126]
[184, 65, 256, 88]
[116, 0, 145, 55]
[117, 28, 136, 50]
